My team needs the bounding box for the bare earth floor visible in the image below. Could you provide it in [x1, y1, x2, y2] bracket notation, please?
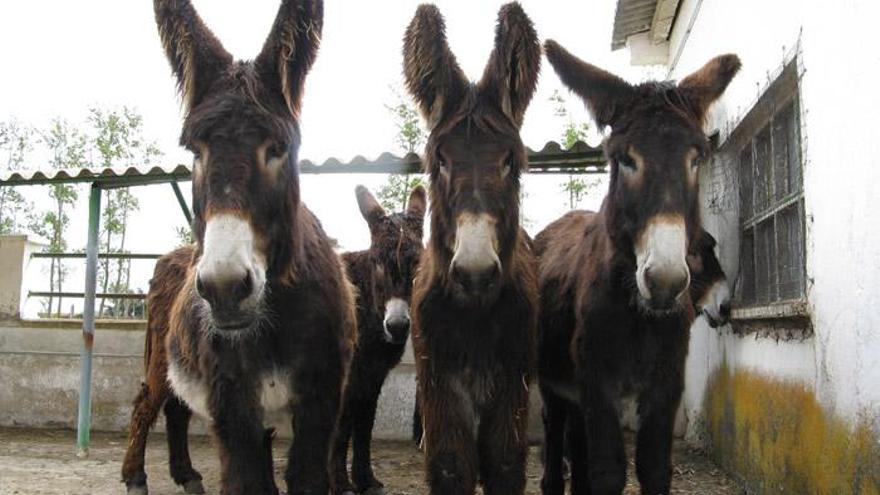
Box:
[0, 427, 742, 494]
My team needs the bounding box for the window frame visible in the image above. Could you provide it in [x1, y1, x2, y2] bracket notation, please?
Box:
[721, 58, 810, 324]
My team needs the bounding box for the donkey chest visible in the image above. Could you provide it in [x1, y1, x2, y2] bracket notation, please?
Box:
[167, 364, 297, 419]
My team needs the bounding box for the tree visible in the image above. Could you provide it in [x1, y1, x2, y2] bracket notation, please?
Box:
[88, 107, 161, 317]
[30, 119, 86, 316]
[550, 90, 599, 210]
[174, 225, 193, 247]
[0, 120, 34, 234]
[377, 88, 425, 211]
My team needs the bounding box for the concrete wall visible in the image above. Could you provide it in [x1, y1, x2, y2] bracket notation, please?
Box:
[629, 0, 880, 491]
[0, 320, 545, 442]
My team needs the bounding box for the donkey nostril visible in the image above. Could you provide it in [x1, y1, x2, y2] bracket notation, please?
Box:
[196, 275, 208, 300]
[232, 271, 254, 303]
[720, 302, 731, 318]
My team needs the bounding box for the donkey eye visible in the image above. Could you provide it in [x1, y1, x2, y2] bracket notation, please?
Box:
[501, 159, 514, 179]
[267, 142, 287, 160]
[617, 154, 636, 170]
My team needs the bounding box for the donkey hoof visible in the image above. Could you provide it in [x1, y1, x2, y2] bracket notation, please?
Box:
[339, 491, 357, 495]
[182, 479, 206, 494]
[126, 486, 149, 495]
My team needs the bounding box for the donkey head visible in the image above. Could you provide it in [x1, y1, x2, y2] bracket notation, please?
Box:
[688, 229, 731, 327]
[155, 0, 323, 330]
[545, 41, 739, 312]
[355, 185, 426, 343]
[403, 3, 540, 307]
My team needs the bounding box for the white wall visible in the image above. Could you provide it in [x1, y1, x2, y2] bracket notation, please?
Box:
[661, 0, 880, 436]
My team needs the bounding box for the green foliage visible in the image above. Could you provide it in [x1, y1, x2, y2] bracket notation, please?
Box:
[88, 106, 162, 317]
[0, 119, 35, 234]
[29, 119, 87, 316]
[377, 174, 423, 212]
[550, 90, 598, 210]
[377, 87, 427, 212]
[174, 225, 193, 247]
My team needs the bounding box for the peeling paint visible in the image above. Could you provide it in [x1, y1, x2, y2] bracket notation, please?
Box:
[704, 363, 880, 494]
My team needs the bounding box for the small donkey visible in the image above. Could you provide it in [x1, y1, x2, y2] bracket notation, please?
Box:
[333, 185, 426, 495]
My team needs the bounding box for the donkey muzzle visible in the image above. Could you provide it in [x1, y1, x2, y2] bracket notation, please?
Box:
[449, 213, 502, 303]
[635, 215, 690, 311]
[196, 213, 267, 330]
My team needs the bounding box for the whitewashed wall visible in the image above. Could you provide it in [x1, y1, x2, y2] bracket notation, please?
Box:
[663, 0, 880, 438]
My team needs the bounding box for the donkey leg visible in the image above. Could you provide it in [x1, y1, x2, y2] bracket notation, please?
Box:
[635, 389, 682, 495]
[539, 385, 567, 495]
[421, 379, 478, 495]
[351, 385, 384, 494]
[565, 404, 592, 495]
[331, 387, 356, 495]
[477, 382, 528, 495]
[164, 395, 204, 494]
[212, 377, 278, 495]
[412, 388, 423, 447]
[286, 362, 345, 495]
[583, 385, 626, 495]
[122, 379, 168, 495]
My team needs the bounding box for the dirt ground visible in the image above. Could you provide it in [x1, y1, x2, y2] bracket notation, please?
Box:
[0, 427, 742, 494]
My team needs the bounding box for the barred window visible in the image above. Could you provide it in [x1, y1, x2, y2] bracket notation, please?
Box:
[736, 62, 805, 306]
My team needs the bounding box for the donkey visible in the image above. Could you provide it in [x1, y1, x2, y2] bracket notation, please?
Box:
[122, 1, 356, 494]
[332, 185, 426, 495]
[122, 245, 203, 495]
[536, 41, 739, 495]
[403, 4, 541, 494]
[688, 229, 731, 328]
[534, 213, 732, 492]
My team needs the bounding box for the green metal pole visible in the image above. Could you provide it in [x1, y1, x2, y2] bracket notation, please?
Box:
[76, 184, 101, 457]
[170, 181, 193, 226]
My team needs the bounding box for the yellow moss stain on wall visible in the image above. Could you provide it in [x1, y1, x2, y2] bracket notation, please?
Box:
[704, 364, 880, 494]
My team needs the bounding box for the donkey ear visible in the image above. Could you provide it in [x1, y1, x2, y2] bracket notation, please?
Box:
[407, 185, 427, 219]
[355, 185, 385, 223]
[403, 4, 469, 129]
[255, 0, 324, 117]
[477, 2, 541, 128]
[543, 40, 633, 129]
[154, 0, 233, 111]
[678, 54, 741, 122]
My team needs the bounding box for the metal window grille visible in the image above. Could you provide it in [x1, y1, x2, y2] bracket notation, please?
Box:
[736, 84, 805, 306]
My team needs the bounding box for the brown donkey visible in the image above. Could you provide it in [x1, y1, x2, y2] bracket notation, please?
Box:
[534, 214, 732, 491]
[333, 185, 426, 495]
[122, 1, 356, 494]
[536, 43, 739, 495]
[403, 3, 540, 494]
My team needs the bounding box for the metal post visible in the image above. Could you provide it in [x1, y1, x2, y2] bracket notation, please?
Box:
[76, 184, 101, 457]
[170, 180, 193, 226]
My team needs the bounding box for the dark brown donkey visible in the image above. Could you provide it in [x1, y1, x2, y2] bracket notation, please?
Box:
[403, 3, 540, 494]
[332, 185, 426, 495]
[534, 214, 732, 491]
[536, 42, 739, 495]
[122, 1, 356, 494]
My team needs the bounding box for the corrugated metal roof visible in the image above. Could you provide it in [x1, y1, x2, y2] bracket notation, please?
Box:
[0, 141, 606, 187]
[611, 0, 659, 50]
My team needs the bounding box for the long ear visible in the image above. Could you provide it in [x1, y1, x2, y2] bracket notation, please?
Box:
[255, 0, 324, 117]
[407, 185, 427, 219]
[678, 54, 741, 122]
[543, 40, 632, 129]
[478, 2, 541, 128]
[154, 0, 233, 111]
[355, 185, 385, 224]
[403, 4, 469, 129]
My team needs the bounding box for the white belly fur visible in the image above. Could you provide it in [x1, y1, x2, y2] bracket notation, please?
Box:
[168, 364, 296, 419]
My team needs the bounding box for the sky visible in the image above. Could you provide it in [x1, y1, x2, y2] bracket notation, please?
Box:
[0, 0, 656, 311]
